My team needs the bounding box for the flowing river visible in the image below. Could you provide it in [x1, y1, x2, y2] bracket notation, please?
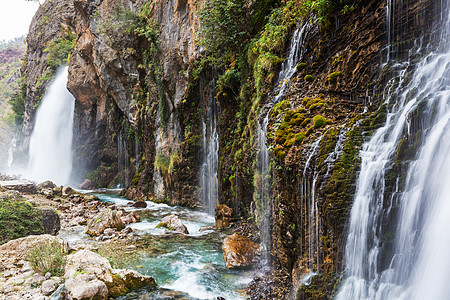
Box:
[58, 191, 253, 300]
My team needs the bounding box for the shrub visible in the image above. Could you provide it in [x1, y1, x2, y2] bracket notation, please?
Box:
[0, 197, 44, 244]
[313, 115, 327, 128]
[28, 240, 67, 276]
[155, 151, 170, 173]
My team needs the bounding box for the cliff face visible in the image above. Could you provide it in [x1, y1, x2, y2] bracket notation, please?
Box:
[21, 0, 443, 297]
[67, 0, 199, 196]
[22, 0, 75, 150]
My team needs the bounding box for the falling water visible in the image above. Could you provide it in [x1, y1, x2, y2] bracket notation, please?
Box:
[336, 1, 450, 298]
[7, 136, 16, 168]
[200, 80, 219, 215]
[117, 131, 129, 188]
[256, 21, 310, 267]
[26, 66, 75, 186]
[299, 137, 322, 274]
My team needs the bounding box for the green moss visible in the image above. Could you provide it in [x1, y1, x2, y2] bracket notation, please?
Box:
[304, 74, 314, 82]
[270, 99, 291, 118]
[327, 71, 342, 83]
[274, 146, 287, 161]
[154, 151, 170, 173]
[296, 62, 307, 71]
[301, 118, 312, 128]
[294, 132, 306, 144]
[306, 126, 314, 136]
[313, 115, 327, 128]
[309, 102, 325, 111]
[0, 197, 44, 244]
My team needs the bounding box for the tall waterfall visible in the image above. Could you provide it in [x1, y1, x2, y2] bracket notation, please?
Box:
[27, 66, 75, 186]
[336, 1, 450, 299]
[256, 21, 310, 266]
[200, 80, 219, 215]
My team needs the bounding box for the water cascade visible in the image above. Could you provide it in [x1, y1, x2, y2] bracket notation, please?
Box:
[117, 130, 129, 188]
[256, 21, 310, 267]
[336, 1, 450, 298]
[27, 66, 75, 186]
[200, 80, 219, 215]
[7, 136, 16, 169]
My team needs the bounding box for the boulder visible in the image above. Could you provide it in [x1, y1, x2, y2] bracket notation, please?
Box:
[0, 235, 67, 260]
[37, 180, 56, 189]
[222, 233, 258, 268]
[215, 204, 233, 229]
[41, 278, 59, 295]
[49, 284, 68, 300]
[78, 179, 97, 190]
[0, 179, 37, 194]
[85, 195, 99, 201]
[121, 211, 140, 225]
[156, 214, 189, 234]
[62, 186, 74, 196]
[65, 273, 108, 300]
[132, 200, 147, 208]
[38, 208, 61, 235]
[64, 250, 156, 297]
[85, 209, 125, 236]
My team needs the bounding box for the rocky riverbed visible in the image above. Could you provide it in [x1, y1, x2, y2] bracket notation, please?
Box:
[0, 178, 263, 299]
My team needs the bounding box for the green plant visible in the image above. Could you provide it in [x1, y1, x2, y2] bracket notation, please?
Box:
[28, 240, 67, 276]
[154, 151, 170, 173]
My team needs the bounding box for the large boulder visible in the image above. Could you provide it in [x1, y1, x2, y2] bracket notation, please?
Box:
[0, 234, 67, 261]
[156, 214, 189, 234]
[121, 211, 140, 225]
[64, 250, 156, 297]
[215, 204, 233, 229]
[37, 180, 56, 189]
[85, 209, 125, 236]
[78, 179, 97, 190]
[222, 233, 258, 269]
[65, 273, 108, 300]
[38, 208, 61, 235]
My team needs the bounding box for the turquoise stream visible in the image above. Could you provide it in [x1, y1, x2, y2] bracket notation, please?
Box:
[60, 191, 253, 300]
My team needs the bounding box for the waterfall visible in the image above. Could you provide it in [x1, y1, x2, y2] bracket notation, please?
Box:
[26, 66, 75, 186]
[200, 80, 219, 215]
[336, 1, 450, 299]
[7, 136, 16, 169]
[256, 21, 310, 267]
[117, 130, 129, 188]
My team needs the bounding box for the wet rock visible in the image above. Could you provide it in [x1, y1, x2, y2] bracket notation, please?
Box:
[131, 200, 147, 208]
[38, 207, 61, 235]
[85, 195, 99, 201]
[121, 211, 140, 225]
[64, 249, 156, 297]
[85, 209, 125, 236]
[37, 181, 56, 189]
[156, 214, 189, 234]
[215, 204, 233, 229]
[113, 269, 156, 290]
[222, 233, 258, 268]
[78, 179, 96, 190]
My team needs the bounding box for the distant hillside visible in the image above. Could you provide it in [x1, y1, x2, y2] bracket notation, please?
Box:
[0, 37, 26, 170]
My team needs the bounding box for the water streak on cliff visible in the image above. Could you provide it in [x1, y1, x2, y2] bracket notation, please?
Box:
[337, 1, 450, 298]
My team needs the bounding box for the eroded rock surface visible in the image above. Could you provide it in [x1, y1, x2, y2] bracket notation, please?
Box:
[85, 209, 125, 236]
[222, 233, 258, 269]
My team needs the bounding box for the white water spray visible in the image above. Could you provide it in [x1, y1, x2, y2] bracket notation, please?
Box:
[336, 1, 450, 298]
[26, 66, 75, 186]
[200, 80, 219, 215]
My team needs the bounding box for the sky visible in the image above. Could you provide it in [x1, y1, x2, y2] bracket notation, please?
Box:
[0, 0, 40, 42]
